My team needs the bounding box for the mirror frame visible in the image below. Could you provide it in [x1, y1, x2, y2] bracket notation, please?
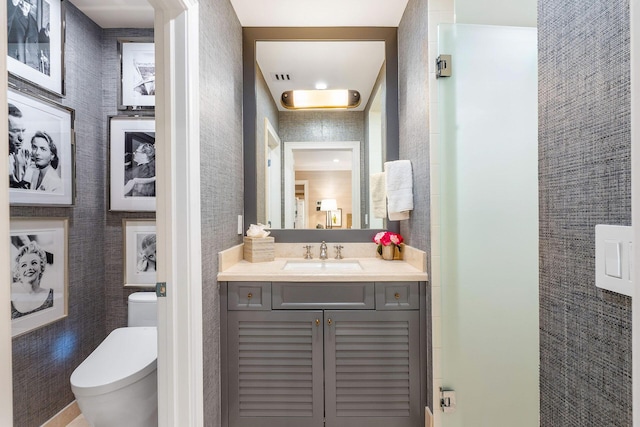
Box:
[243, 27, 400, 242]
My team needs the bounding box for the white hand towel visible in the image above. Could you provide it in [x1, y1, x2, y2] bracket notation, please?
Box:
[370, 172, 387, 219]
[384, 160, 413, 221]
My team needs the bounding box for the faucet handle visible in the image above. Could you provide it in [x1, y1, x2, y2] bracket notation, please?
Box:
[303, 245, 313, 259]
[334, 245, 344, 259]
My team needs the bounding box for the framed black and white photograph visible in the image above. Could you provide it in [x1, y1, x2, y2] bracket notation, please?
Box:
[109, 116, 156, 211]
[123, 219, 156, 288]
[7, 0, 64, 95]
[10, 217, 68, 337]
[119, 39, 155, 110]
[8, 87, 74, 206]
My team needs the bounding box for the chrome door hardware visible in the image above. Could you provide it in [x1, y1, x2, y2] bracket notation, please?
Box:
[436, 55, 452, 78]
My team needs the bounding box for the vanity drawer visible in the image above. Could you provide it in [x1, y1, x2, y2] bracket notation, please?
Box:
[272, 282, 375, 309]
[375, 282, 419, 310]
[228, 282, 271, 310]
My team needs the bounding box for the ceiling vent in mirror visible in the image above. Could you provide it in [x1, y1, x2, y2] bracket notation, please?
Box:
[281, 89, 361, 110]
[270, 72, 292, 82]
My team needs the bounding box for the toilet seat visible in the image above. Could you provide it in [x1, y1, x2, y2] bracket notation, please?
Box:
[70, 327, 157, 397]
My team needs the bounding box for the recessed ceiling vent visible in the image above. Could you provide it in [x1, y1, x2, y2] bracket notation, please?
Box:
[270, 72, 292, 82]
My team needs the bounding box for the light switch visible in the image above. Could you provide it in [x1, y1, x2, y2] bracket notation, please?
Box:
[604, 240, 622, 278]
[595, 225, 633, 297]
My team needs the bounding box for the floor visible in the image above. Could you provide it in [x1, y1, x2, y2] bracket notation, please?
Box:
[66, 415, 89, 427]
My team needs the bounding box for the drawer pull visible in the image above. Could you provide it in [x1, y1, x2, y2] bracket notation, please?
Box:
[395, 292, 401, 300]
[327, 318, 332, 326]
[247, 292, 253, 300]
[315, 319, 320, 326]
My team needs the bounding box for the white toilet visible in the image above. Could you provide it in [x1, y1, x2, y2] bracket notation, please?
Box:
[70, 292, 158, 427]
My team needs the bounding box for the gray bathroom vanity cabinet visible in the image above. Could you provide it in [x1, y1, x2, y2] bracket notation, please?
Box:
[220, 280, 428, 427]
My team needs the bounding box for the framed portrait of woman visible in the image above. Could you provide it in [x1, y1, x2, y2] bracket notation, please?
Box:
[123, 219, 157, 288]
[8, 87, 75, 206]
[7, 0, 65, 95]
[109, 116, 156, 211]
[10, 217, 69, 337]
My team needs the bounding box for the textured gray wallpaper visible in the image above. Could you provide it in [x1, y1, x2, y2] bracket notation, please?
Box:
[398, 0, 430, 252]
[199, 0, 244, 425]
[10, 3, 107, 425]
[102, 28, 155, 333]
[398, 0, 432, 410]
[539, 0, 632, 425]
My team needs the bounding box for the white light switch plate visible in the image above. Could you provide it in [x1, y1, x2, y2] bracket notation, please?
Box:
[595, 225, 633, 296]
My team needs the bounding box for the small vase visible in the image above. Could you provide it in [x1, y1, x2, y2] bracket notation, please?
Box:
[381, 244, 396, 260]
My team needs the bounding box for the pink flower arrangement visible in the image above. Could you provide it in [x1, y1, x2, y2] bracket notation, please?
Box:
[373, 231, 404, 255]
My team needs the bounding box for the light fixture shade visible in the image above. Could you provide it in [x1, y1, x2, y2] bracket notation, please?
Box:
[319, 199, 337, 212]
[281, 90, 361, 110]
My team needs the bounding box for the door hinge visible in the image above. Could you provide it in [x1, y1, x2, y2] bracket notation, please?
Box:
[436, 54, 452, 78]
[156, 282, 167, 297]
[440, 387, 456, 413]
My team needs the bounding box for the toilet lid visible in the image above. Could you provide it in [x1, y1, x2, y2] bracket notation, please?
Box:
[70, 327, 157, 397]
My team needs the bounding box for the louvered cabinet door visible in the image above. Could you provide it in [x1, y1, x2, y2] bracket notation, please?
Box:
[228, 310, 324, 427]
[324, 310, 421, 427]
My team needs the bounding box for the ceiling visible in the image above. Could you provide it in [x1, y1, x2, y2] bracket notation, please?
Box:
[70, 0, 409, 29]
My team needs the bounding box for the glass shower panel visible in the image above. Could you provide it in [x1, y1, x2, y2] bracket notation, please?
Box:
[438, 24, 539, 427]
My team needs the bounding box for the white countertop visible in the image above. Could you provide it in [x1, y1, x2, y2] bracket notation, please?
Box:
[217, 243, 429, 282]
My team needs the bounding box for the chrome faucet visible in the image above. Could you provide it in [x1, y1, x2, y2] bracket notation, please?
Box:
[319, 241, 328, 260]
[303, 245, 313, 259]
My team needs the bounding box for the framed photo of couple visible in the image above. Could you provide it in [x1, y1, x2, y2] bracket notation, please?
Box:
[8, 87, 75, 206]
[109, 116, 156, 212]
[10, 217, 69, 337]
[123, 219, 157, 288]
[7, 0, 65, 95]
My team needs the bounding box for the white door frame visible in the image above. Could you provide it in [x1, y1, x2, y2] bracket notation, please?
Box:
[265, 117, 281, 229]
[631, 0, 640, 425]
[147, 0, 203, 426]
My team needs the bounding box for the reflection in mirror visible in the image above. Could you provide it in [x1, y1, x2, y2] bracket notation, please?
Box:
[243, 27, 400, 242]
[255, 40, 384, 230]
[283, 141, 360, 229]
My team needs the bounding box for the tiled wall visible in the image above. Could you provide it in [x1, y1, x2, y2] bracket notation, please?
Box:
[199, 0, 244, 425]
[538, 0, 632, 425]
[398, 0, 435, 412]
[423, 0, 454, 424]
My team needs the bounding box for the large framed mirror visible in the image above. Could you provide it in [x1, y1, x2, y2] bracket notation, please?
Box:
[243, 27, 400, 242]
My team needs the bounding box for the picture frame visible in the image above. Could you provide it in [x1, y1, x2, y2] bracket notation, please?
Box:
[8, 87, 75, 206]
[123, 219, 157, 288]
[109, 116, 156, 211]
[330, 208, 342, 227]
[7, 0, 65, 95]
[10, 217, 68, 338]
[118, 39, 155, 110]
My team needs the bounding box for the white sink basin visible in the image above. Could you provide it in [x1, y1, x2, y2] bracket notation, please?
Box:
[282, 260, 363, 271]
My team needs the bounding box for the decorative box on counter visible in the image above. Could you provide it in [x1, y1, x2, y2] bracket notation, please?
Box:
[243, 236, 275, 262]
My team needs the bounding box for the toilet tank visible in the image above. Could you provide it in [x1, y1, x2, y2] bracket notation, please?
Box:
[128, 292, 158, 327]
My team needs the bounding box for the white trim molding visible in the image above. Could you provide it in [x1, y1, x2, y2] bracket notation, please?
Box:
[147, 0, 203, 426]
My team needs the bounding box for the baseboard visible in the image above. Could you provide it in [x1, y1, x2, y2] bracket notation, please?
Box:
[41, 401, 81, 427]
[426, 406, 434, 427]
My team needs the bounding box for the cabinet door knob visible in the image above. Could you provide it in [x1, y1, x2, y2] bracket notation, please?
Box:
[247, 292, 253, 299]
[327, 318, 332, 326]
[394, 292, 401, 300]
[315, 319, 320, 326]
